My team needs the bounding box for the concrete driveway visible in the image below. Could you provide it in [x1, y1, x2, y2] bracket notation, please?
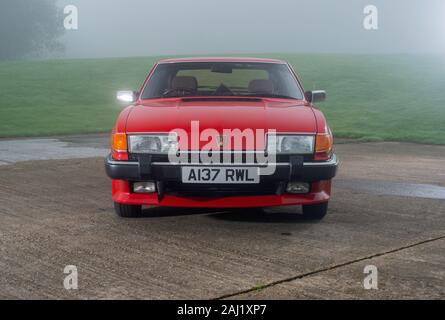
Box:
[0, 135, 444, 299]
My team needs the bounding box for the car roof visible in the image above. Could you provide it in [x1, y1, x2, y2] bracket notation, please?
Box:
[158, 57, 287, 64]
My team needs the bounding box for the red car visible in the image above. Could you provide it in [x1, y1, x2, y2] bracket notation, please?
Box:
[105, 57, 338, 219]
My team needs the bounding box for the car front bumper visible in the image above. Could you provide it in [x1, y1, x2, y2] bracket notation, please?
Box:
[105, 154, 339, 208]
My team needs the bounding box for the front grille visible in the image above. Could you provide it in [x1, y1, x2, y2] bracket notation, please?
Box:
[129, 153, 313, 163]
[164, 181, 282, 197]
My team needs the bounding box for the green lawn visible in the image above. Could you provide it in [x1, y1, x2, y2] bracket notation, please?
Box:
[1, 54, 445, 144]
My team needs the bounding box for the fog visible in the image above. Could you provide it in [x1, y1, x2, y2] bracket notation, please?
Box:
[57, 0, 444, 58]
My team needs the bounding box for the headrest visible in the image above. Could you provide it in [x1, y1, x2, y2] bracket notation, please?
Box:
[171, 76, 198, 91]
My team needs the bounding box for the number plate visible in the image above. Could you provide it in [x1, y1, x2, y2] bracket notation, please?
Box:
[182, 167, 260, 184]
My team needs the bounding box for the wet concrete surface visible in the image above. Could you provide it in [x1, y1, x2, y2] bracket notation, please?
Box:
[0, 134, 108, 165]
[233, 238, 445, 300]
[336, 179, 445, 200]
[0, 138, 444, 299]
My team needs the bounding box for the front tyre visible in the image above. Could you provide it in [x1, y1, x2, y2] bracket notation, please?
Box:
[302, 202, 329, 220]
[114, 202, 142, 218]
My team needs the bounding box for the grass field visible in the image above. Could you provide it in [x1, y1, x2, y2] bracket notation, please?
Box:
[1, 54, 445, 144]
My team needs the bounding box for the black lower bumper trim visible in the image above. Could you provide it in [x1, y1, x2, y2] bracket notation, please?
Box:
[104, 154, 338, 182]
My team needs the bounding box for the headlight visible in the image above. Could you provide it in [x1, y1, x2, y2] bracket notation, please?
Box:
[267, 135, 315, 154]
[128, 134, 177, 154]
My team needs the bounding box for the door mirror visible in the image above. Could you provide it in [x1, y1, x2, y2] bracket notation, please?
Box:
[305, 90, 326, 103]
[117, 90, 138, 103]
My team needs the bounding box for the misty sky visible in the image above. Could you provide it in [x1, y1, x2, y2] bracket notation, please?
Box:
[57, 0, 445, 58]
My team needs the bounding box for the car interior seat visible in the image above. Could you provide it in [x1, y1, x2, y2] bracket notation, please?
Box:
[171, 76, 198, 93]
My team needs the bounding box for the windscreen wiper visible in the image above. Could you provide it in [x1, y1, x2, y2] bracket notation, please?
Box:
[246, 93, 299, 100]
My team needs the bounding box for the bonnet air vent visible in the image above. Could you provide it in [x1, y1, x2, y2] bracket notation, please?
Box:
[181, 97, 263, 103]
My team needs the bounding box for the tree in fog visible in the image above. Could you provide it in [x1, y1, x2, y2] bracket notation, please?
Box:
[0, 0, 64, 60]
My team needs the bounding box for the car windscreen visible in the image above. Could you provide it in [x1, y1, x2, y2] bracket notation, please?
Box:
[140, 62, 304, 100]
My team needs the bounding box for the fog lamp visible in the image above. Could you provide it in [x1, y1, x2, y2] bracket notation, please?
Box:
[133, 182, 156, 194]
[286, 182, 310, 194]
